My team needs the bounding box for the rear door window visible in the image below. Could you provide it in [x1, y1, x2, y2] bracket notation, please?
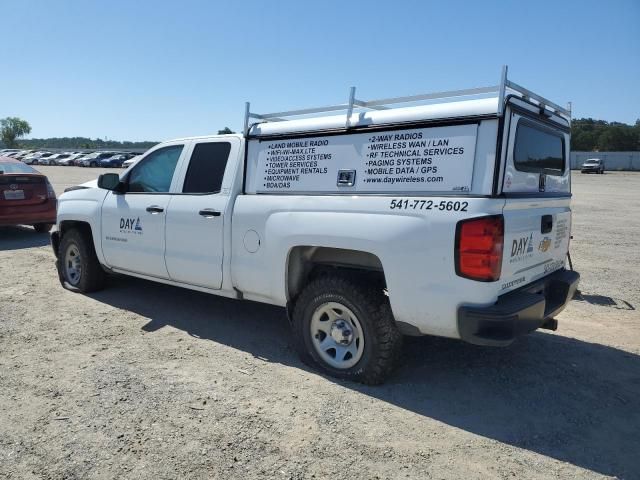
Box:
[514, 122, 565, 175]
[182, 142, 231, 194]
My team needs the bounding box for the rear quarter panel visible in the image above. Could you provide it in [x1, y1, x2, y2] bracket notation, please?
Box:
[231, 195, 506, 338]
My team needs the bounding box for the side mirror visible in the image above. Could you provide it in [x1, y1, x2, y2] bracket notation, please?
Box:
[97, 173, 123, 192]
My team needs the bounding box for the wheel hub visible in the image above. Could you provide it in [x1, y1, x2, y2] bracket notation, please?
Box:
[64, 244, 82, 285]
[330, 319, 353, 345]
[309, 302, 365, 369]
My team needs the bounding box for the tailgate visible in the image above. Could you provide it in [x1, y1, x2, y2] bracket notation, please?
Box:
[500, 198, 571, 293]
[498, 101, 572, 293]
[0, 175, 48, 207]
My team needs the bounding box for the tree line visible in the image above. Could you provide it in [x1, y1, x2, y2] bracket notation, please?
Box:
[14, 136, 159, 150]
[571, 118, 640, 151]
[0, 119, 236, 150]
[3, 115, 639, 152]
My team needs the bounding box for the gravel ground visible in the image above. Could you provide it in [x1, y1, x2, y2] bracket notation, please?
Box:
[1, 167, 638, 479]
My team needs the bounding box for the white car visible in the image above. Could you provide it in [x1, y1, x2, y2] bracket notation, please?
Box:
[122, 155, 142, 168]
[11, 151, 33, 160]
[57, 152, 88, 166]
[39, 153, 70, 165]
[22, 151, 53, 165]
[0, 149, 22, 157]
[51, 67, 579, 384]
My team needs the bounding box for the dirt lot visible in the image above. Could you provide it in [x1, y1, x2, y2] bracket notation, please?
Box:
[1, 167, 639, 479]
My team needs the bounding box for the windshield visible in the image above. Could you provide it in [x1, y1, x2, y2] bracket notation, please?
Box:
[585, 159, 600, 164]
[0, 162, 38, 174]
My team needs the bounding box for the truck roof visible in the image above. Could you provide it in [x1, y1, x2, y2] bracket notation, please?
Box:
[246, 65, 571, 138]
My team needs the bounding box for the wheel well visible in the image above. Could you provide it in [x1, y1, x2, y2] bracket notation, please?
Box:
[59, 220, 93, 240]
[287, 246, 385, 302]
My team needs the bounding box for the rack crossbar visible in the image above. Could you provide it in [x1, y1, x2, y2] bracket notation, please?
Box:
[362, 85, 499, 108]
[505, 79, 570, 117]
[244, 65, 570, 135]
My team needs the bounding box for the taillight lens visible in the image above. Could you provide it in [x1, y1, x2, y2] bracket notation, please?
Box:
[46, 180, 56, 199]
[455, 215, 504, 282]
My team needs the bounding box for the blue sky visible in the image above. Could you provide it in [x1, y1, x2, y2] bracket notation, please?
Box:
[2, 0, 639, 141]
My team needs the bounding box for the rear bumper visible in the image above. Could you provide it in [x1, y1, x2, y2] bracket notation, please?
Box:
[458, 269, 580, 346]
[0, 200, 57, 226]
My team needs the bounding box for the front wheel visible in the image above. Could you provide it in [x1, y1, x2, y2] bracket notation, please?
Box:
[292, 275, 402, 385]
[57, 228, 106, 293]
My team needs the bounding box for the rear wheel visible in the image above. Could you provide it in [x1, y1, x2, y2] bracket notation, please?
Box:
[89, 161, 97, 167]
[57, 228, 106, 293]
[33, 223, 53, 233]
[292, 274, 402, 385]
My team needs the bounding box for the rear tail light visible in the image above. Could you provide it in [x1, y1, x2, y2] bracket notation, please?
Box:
[46, 180, 56, 199]
[455, 215, 504, 282]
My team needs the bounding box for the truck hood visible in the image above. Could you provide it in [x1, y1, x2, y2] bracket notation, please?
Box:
[62, 178, 98, 193]
[81, 179, 99, 188]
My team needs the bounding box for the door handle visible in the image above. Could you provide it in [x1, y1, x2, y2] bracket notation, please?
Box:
[541, 215, 553, 234]
[146, 205, 164, 214]
[199, 209, 221, 218]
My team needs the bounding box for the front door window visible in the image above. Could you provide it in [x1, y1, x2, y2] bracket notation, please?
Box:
[128, 145, 183, 193]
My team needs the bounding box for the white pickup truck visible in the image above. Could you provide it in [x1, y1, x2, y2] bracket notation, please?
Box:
[52, 67, 579, 384]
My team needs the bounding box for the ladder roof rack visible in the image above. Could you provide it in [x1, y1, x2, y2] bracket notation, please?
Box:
[244, 65, 571, 136]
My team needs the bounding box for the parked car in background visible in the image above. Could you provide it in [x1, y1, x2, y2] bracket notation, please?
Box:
[122, 155, 142, 168]
[21, 152, 41, 164]
[40, 153, 69, 165]
[57, 157, 74, 166]
[22, 151, 54, 165]
[57, 152, 90, 166]
[0, 149, 21, 156]
[98, 153, 135, 167]
[581, 158, 605, 174]
[76, 152, 118, 167]
[12, 151, 34, 160]
[0, 156, 57, 232]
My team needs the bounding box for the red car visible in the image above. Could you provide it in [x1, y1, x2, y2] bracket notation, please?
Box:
[0, 156, 57, 232]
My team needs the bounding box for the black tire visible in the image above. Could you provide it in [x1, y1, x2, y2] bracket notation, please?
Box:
[57, 228, 106, 293]
[89, 161, 97, 167]
[32, 160, 38, 165]
[33, 223, 53, 233]
[292, 274, 402, 385]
